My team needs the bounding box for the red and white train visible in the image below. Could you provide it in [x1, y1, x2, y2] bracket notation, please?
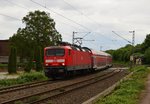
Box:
[44, 42, 112, 78]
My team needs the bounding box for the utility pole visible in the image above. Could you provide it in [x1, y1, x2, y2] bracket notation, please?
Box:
[100, 46, 102, 51]
[129, 31, 135, 46]
[129, 30, 135, 68]
[72, 31, 75, 44]
[72, 31, 91, 46]
[72, 31, 82, 45]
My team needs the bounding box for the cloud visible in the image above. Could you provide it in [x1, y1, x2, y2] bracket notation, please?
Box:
[0, 0, 150, 50]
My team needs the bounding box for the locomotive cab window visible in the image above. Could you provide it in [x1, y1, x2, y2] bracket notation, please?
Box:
[46, 48, 65, 56]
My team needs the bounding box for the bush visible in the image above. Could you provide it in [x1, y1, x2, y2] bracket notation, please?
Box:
[8, 46, 17, 74]
[18, 72, 47, 82]
[35, 46, 43, 71]
[0, 72, 47, 88]
[24, 52, 34, 72]
[144, 47, 150, 64]
[96, 66, 149, 104]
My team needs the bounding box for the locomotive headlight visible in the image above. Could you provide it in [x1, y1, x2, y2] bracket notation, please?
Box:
[62, 63, 65, 66]
[45, 59, 53, 63]
[45, 64, 48, 66]
[57, 59, 65, 62]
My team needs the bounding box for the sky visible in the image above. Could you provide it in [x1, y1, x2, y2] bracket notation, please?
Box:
[0, 0, 150, 51]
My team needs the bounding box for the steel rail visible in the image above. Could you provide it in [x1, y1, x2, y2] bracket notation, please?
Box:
[1, 69, 120, 104]
[0, 80, 53, 94]
[30, 70, 120, 104]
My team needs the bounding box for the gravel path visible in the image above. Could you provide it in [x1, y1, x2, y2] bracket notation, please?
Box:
[140, 74, 150, 104]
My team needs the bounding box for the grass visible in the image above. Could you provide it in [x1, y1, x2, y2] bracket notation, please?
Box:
[14, 101, 23, 104]
[0, 63, 8, 70]
[0, 63, 8, 67]
[0, 71, 48, 88]
[26, 96, 40, 103]
[14, 96, 40, 104]
[96, 66, 150, 104]
[112, 61, 130, 67]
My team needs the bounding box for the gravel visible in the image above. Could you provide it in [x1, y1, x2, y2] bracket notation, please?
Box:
[46, 69, 128, 104]
[0, 68, 128, 104]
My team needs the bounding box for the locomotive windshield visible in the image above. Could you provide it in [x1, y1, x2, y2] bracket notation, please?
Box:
[46, 48, 65, 56]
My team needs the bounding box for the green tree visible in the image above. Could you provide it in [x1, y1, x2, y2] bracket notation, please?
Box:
[10, 10, 62, 58]
[35, 46, 43, 71]
[106, 34, 150, 63]
[142, 34, 150, 51]
[22, 10, 62, 47]
[8, 46, 17, 74]
[134, 44, 143, 53]
[10, 10, 62, 70]
[10, 28, 34, 62]
[107, 44, 133, 62]
[144, 47, 150, 64]
[24, 51, 34, 73]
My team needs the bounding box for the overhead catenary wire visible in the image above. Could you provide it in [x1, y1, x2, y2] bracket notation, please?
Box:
[56, 19, 85, 32]
[1, 0, 125, 50]
[62, 0, 102, 28]
[62, 0, 123, 47]
[0, 14, 21, 39]
[3, 0, 91, 32]
[63, 0, 135, 49]
[62, 0, 84, 15]
[3, 0, 86, 32]
[62, 1, 114, 45]
[30, 0, 91, 31]
[5, 0, 30, 11]
[0, 13, 21, 21]
[1, 0, 89, 43]
[112, 31, 132, 44]
[3, 0, 119, 46]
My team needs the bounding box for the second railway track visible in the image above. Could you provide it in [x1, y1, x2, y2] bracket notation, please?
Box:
[1, 68, 121, 104]
[0, 80, 54, 94]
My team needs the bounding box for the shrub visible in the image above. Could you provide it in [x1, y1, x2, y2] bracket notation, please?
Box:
[0, 72, 47, 88]
[35, 46, 43, 71]
[8, 46, 17, 74]
[96, 66, 149, 104]
[24, 52, 34, 72]
[18, 72, 47, 82]
[144, 47, 150, 64]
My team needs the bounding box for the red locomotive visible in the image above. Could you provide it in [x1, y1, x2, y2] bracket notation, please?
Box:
[44, 42, 112, 78]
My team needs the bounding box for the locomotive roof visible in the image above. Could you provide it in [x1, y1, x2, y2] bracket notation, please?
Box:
[91, 50, 111, 56]
[45, 45, 90, 52]
[45, 46, 111, 57]
[45, 46, 72, 49]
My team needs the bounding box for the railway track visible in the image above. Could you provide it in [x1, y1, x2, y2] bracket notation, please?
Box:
[1, 69, 120, 104]
[0, 80, 54, 94]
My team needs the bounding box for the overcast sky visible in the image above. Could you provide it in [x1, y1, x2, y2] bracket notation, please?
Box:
[0, 0, 150, 51]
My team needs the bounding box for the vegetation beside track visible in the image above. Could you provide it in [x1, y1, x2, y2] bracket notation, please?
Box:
[96, 66, 150, 104]
[0, 64, 8, 69]
[0, 64, 8, 67]
[0, 72, 48, 88]
[112, 61, 129, 67]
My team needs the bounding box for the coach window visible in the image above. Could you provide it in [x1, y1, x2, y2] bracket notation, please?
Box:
[68, 49, 71, 55]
